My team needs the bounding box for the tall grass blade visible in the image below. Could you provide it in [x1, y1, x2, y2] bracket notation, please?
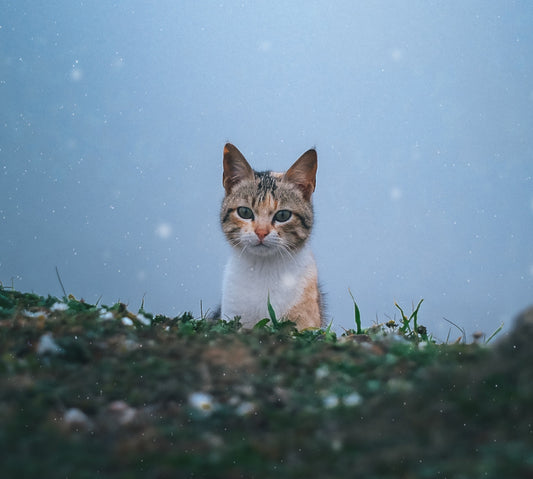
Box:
[485, 322, 504, 344]
[395, 302, 410, 333]
[55, 266, 67, 299]
[443, 317, 466, 344]
[267, 293, 279, 327]
[348, 289, 362, 334]
[410, 299, 424, 331]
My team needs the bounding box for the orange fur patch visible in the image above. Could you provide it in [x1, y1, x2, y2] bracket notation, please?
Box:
[286, 269, 322, 329]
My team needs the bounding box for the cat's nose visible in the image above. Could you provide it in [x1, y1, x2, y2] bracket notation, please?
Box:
[255, 227, 270, 242]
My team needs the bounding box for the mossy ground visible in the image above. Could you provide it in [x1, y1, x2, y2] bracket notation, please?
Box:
[1, 287, 532, 478]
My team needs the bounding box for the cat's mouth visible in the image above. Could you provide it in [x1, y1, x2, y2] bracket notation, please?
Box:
[248, 241, 277, 256]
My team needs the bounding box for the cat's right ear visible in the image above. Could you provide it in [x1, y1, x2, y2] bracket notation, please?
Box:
[223, 143, 254, 194]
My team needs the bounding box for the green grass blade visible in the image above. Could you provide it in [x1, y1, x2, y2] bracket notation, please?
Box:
[267, 293, 279, 327]
[324, 319, 333, 335]
[485, 322, 504, 344]
[395, 302, 410, 333]
[348, 289, 362, 334]
[254, 318, 270, 329]
[410, 299, 424, 332]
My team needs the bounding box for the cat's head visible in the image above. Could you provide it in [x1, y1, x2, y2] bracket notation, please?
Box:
[221, 143, 317, 258]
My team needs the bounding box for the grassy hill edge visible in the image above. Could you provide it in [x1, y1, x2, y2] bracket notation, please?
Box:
[1, 287, 532, 478]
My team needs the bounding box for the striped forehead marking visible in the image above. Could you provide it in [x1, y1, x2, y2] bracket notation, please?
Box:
[254, 171, 277, 201]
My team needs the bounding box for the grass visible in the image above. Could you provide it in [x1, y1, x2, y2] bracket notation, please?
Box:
[0, 285, 532, 478]
[348, 288, 362, 334]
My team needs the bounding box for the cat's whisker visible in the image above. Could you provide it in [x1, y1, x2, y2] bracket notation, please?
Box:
[281, 245, 297, 264]
[272, 238, 297, 264]
[233, 238, 249, 258]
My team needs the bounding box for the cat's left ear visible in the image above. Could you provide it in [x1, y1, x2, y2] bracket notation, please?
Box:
[284, 149, 317, 201]
[223, 143, 254, 194]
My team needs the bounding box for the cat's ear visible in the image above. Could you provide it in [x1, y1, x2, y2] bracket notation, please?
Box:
[284, 149, 317, 201]
[223, 143, 254, 194]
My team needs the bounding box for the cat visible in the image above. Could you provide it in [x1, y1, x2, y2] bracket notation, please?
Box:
[220, 143, 323, 330]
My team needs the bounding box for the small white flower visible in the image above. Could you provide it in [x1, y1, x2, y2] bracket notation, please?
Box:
[322, 394, 340, 409]
[387, 378, 412, 392]
[36, 332, 63, 355]
[99, 309, 114, 320]
[235, 401, 256, 416]
[315, 365, 330, 380]
[108, 400, 137, 425]
[122, 338, 139, 351]
[343, 392, 363, 407]
[23, 309, 48, 319]
[331, 438, 343, 452]
[189, 392, 215, 415]
[64, 408, 89, 425]
[121, 317, 134, 326]
[391, 333, 409, 343]
[63, 408, 93, 431]
[136, 313, 151, 326]
[51, 302, 68, 312]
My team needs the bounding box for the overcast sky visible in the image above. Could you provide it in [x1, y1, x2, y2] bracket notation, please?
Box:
[1, 1, 532, 339]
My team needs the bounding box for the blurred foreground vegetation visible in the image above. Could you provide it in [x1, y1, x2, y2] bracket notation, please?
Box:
[1, 287, 532, 478]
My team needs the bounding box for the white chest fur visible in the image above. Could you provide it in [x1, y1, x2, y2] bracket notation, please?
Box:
[221, 245, 317, 327]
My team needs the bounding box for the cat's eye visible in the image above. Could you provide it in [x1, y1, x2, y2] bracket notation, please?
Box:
[237, 206, 254, 220]
[274, 210, 292, 222]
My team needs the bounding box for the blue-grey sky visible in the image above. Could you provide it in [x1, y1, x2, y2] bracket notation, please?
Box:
[1, 1, 532, 339]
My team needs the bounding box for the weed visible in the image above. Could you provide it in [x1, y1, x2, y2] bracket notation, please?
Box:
[253, 295, 299, 333]
[395, 299, 426, 341]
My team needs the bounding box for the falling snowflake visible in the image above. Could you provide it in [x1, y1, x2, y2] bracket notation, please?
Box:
[155, 222, 173, 239]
